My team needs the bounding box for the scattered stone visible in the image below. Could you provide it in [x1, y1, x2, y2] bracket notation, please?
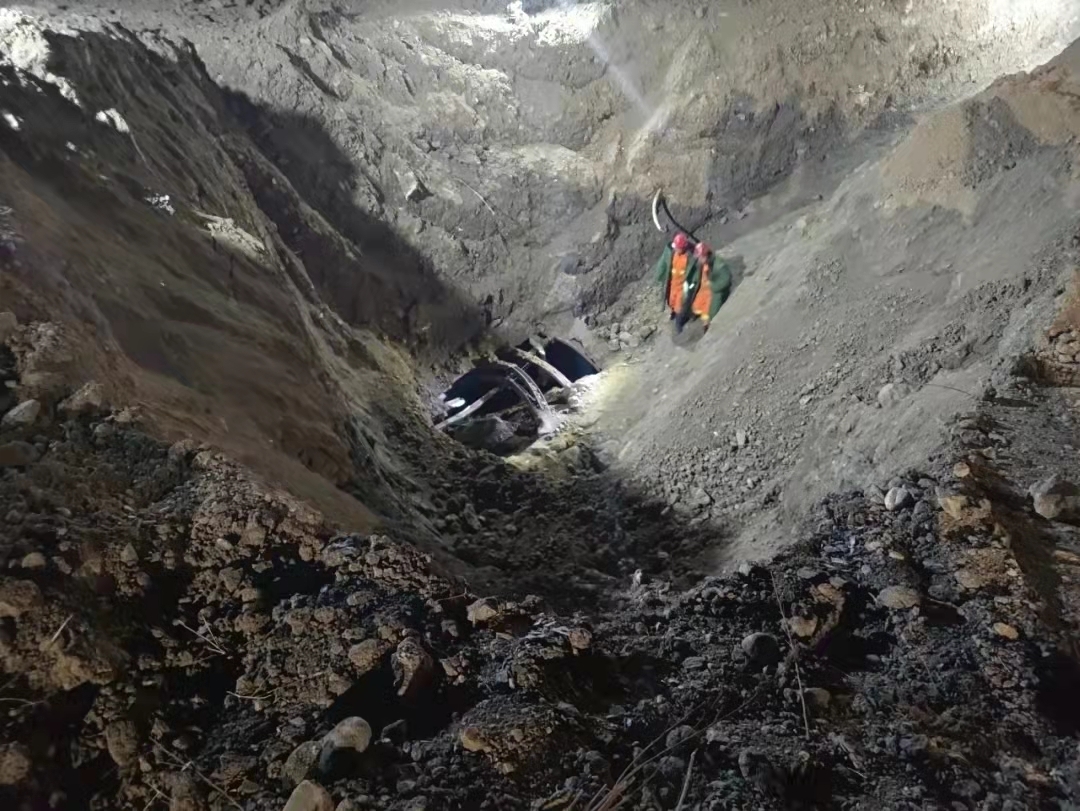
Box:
[317, 717, 372, 778]
[104, 720, 139, 767]
[398, 169, 429, 203]
[20, 552, 46, 569]
[0, 743, 31, 786]
[664, 725, 696, 751]
[323, 717, 371, 756]
[119, 544, 139, 565]
[877, 382, 910, 408]
[953, 779, 985, 801]
[283, 780, 334, 811]
[735, 429, 748, 448]
[381, 719, 408, 744]
[241, 523, 267, 547]
[788, 615, 818, 638]
[568, 627, 592, 651]
[657, 755, 687, 779]
[740, 632, 782, 667]
[1, 399, 42, 429]
[0, 579, 43, 618]
[466, 598, 500, 625]
[938, 493, 970, 519]
[459, 726, 491, 753]
[167, 773, 205, 811]
[864, 484, 885, 505]
[877, 585, 921, 610]
[393, 637, 436, 699]
[1029, 475, 1080, 522]
[0, 441, 38, 467]
[884, 486, 913, 511]
[348, 639, 391, 675]
[992, 622, 1019, 640]
[803, 687, 832, 712]
[953, 461, 971, 479]
[686, 487, 712, 509]
[58, 382, 107, 416]
[284, 741, 321, 786]
[956, 569, 987, 591]
[738, 749, 786, 796]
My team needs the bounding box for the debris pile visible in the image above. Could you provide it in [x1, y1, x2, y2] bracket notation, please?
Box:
[2, 317, 1078, 808]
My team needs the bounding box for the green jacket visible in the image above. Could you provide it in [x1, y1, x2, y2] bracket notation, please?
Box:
[682, 251, 732, 322]
[652, 245, 700, 305]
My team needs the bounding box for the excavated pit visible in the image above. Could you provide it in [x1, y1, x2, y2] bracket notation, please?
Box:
[4, 1, 1080, 809]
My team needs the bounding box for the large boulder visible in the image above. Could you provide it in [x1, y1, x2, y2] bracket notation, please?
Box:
[1030, 475, 1080, 523]
[1, 400, 42, 430]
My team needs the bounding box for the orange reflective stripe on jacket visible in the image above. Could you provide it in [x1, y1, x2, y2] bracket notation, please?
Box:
[692, 261, 712, 320]
[667, 252, 690, 312]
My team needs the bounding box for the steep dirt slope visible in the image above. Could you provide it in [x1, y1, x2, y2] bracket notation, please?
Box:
[0, 16, 486, 539]
[591, 37, 1080, 565]
[17, 0, 1080, 342]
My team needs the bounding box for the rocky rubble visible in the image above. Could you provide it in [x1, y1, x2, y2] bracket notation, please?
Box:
[1035, 321, 1080, 388]
[2, 317, 1079, 809]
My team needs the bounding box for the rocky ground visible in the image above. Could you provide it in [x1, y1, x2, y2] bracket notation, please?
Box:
[3, 323, 1080, 810]
[3, 2, 1080, 809]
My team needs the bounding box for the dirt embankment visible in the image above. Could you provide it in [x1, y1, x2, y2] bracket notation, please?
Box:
[0, 19, 482, 540]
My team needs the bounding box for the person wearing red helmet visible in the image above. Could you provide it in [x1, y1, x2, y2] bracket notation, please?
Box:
[682, 241, 732, 332]
[653, 232, 697, 331]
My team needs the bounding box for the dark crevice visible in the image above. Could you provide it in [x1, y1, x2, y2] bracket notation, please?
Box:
[1035, 649, 1080, 735]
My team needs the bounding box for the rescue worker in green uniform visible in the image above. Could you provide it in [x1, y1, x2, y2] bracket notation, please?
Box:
[680, 242, 732, 333]
[653, 232, 699, 333]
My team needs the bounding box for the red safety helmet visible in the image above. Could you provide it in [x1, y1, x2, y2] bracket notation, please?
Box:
[672, 232, 690, 252]
[694, 241, 711, 259]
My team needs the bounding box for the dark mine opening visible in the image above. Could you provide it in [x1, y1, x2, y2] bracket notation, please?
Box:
[543, 337, 599, 381]
[437, 336, 599, 455]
